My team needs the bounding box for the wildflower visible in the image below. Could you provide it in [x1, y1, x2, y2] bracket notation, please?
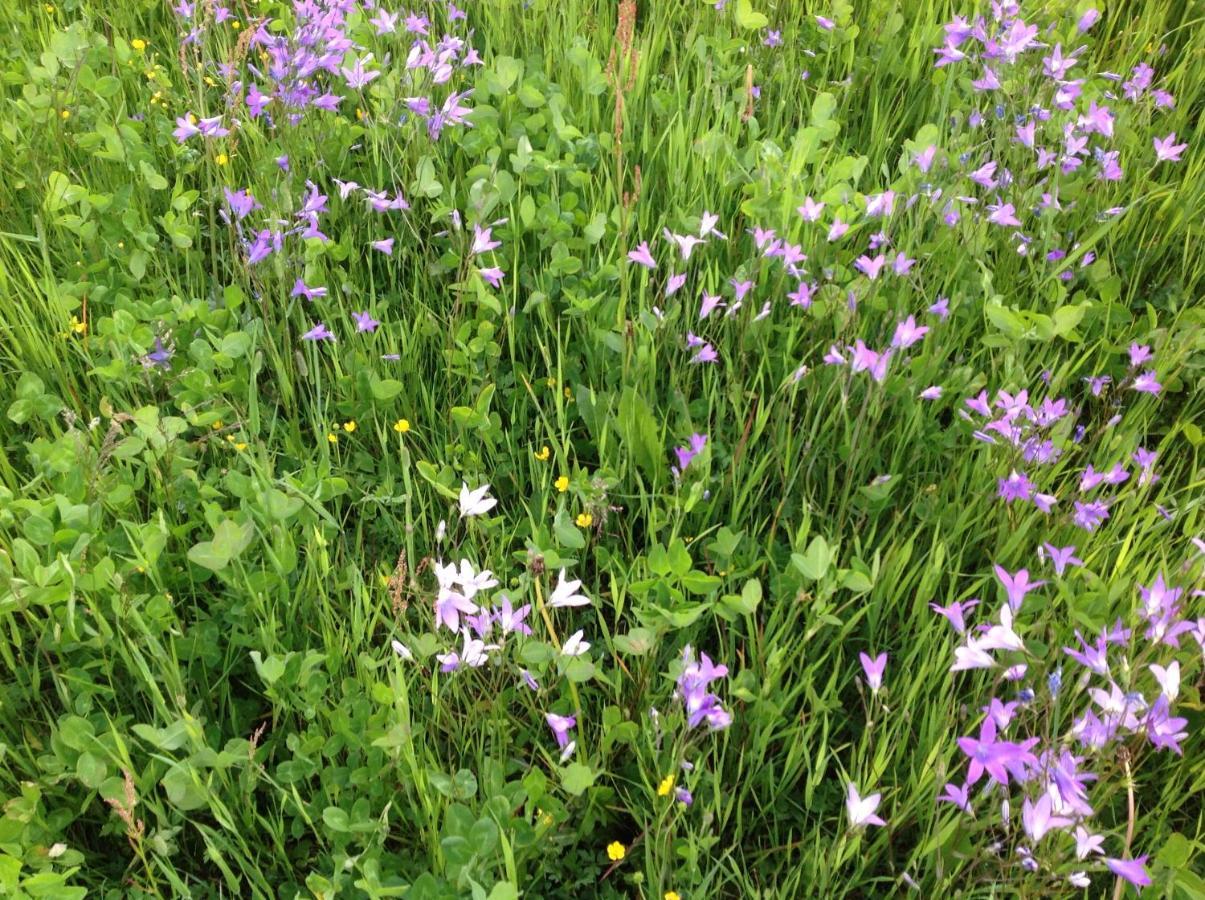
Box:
[352, 311, 380, 333]
[1074, 826, 1105, 859]
[548, 570, 591, 608]
[920, 386, 943, 400]
[929, 598, 978, 634]
[997, 470, 1034, 503]
[627, 241, 657, 269]
[1104, 857, 1151, 890]
[665, 893, 681, 900]
[390, 640, 412, 660]
[1149, 661, 1179, 701]
[215, 153, 229, 166]
[576, 512, 593, 528]
[1021, 794, 1072, 842]
[327, 433, 338, 444]
[554, 475, 569, 492]
[858, 652, 887, 694]
[1041, 544, 1083, 576]
[1153, 133, 1186, 163]
[674, 786, 693, 806]
[606, 841, 626, 861]
[342, 421, 356, 433]
[657, 775, 675, 796]
[458, 483, 498, 517]
[393, 419, 411, 433]
[939, 782, 971, 813]
[1131, 371, 1161, 395]
[479, 267, 505, 288]
[845, 783, 886, 829]
[534, 445, 550, 461]
[371, 238, 395, 255]
[561, 630, 590, 656]
[673, 433, 708, 472]
[301, 322, 335, 342]
[994, 566, 1044, 613]
[797, 196, 825, 221]
[676, 645, 732, 730]
[546, 713, 576, 750]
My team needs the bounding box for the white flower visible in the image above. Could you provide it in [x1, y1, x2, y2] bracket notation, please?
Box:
[436, 519, 447, 542]
[390, 640, 412, 660]
[559, 740, 576, 763]
[1149, 661, 1179, 701]
[561, 629, 590, 657]
[547, 569, 590, 608]
[458, 482, 497, 517]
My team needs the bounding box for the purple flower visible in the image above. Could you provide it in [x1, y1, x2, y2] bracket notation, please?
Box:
[352, 311, 380, 333]
[891, 315, 929, 349]
[928, 296, 950, 320]
[371, 238, 395, 255]
[1021, 793, 1072, 842]
[1104, 857, 1150, 890]
[545, 712, 576, 750]
[997, 470, 1034, 503]
[173, 114, 200, 142]
[939, 781, 971, 813]
[858, 652, 887, 694]
[1041, 543, 1083, 576]
[1072, 500, 1109, 532]
[676, 645, 732, 730]
[1144, 696, 1187, 754]
[1153, 133, 1187, 163]
[471, 225, 501, 255]
[930, 598, 978, 634]
[144, 335, 174, 370]
[301, 322, 335, 342]
[493, 594, 531, 636]
[920, 385, 943, 400]
[993, 565, 1044, 613]
[628, 241, 657, 269]
[665, 272, 687, 297]
[479, 267, 505, 288]
[673, 432, 708, 472]
[291, 279, 327, 302]
[1131, 371, 1161, 395]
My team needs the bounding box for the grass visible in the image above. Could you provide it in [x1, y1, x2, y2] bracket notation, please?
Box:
[0, 0, 1202, 897]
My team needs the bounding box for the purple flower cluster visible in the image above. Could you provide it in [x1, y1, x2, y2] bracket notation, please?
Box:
[675, 645, 732, 731]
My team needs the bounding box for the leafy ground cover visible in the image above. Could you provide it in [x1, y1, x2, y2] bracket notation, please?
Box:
[0, 0, 1202, 897]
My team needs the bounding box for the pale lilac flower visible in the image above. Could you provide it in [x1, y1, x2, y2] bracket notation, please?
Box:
[858, 652, 887, 693]
[920, 386, 943, 400]
[1041, 544, 1083, 576]
[845, 783, 885, 828]
[797, 197, 825, 222]
[479, 267, 505, 288]
[1153, 133, 1186, 163]
[371, 238, 395, 255]
[1074, 826, 1105, 859]
[628, 241, 657, 269]
[1149, 661, 1179, 701]
[665, 272, 688, 296]
[301, 322, 335, 342]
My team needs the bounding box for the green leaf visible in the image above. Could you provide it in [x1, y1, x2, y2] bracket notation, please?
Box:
[734, 0, 769, 29]
[322, 807, 350, 832]
[560, 763, 595, 796]
[793, 536, 832, 580]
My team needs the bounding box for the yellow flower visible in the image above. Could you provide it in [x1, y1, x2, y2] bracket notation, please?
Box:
[534, 445, 550, 461]
[44, 3, 55, 11]
[356, 107, 365, 120]
[554, 475, 569, 493]
[234, 442, 247, 451]
[327, 433, 338, 444]
[225, 434, 235, 443]
[393, 418, 411, 433]
[545, 377, 556, 388]
[665, 893, 682, 900]
[563, 386, 573, 400]
[131, 38, 146, 51]
[576, 512, 593, 528]
[187, 113, 197, 125]
[203, 76, 216, 87]
[657, 775, 675, 797]
[232, 20, 241, 29]
[60, 109, 70, 119]
[69, 315, 87, 335]
[343, 420, 357, 433]
[606, 841, 625, 861]
[215, 153, 229, 166]
[211, 420, 224, 430]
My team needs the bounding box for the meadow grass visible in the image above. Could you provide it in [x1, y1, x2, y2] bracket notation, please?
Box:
[0, 0, 1202, 897]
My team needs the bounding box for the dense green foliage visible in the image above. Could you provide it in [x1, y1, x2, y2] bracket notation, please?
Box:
[0, 0, 1202, 897]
